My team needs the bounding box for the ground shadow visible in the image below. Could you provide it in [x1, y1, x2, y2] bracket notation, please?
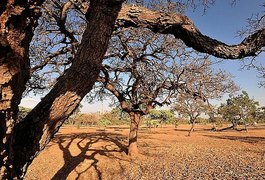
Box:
[174, 128, 212, 133]
[204, 135, 265, 144]
[174, 124, 265, 133]
[173, 128, 189, 132]
[51, 132, 128, 180]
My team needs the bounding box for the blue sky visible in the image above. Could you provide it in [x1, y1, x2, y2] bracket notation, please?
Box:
[20, 1, 265, 112]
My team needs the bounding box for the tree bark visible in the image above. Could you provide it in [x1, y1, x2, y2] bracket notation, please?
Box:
[175, 119, 179, 128]
[244, 121, 248, 132]
[117, 4, 265, 59]
[232, 120, 238, 130]
[0, 1, 43, 178]
[219, 121, 238, 131]
[128, 112, 142, 156]
[188, 120, 195, 136]
[1, 0, 122, 179]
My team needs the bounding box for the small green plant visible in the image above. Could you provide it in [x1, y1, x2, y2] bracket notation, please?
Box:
[98, 118, 111, 127]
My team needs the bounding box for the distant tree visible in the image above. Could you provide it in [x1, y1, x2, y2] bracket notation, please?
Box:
[255, 106, 265, 123]
[149, 109, 175, 123]
[71, 113, 100, 126]
[99, 107, 130, 125]
[148, 109, 175, 127]
[173, 95, 210, 136]
[218, 91, 259, 131]
[172, 60, 238, 136]
[65, 108, 130, 127]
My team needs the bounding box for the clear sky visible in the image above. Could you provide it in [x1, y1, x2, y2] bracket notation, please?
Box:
[20, 1, 265, 112]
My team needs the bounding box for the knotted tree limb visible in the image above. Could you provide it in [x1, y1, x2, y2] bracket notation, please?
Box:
[117, 4, 265, 59]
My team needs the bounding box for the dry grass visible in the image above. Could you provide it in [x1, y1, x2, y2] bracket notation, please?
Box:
[25, 124, 265, 180]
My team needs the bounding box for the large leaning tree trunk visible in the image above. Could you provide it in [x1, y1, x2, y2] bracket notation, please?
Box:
[1, 0, 123, 179]
[0, 0, 44, 178]
[128, 111, 142, 156]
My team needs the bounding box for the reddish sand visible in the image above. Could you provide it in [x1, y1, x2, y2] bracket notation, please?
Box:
[25, 124, 265, 180]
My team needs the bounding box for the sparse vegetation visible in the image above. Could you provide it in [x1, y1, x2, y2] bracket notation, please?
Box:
[64, 108, 131, 127]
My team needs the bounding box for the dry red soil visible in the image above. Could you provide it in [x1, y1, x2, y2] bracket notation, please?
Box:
[25, 125, 265, 180]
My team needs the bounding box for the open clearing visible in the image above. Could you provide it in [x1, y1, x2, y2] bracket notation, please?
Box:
[25, 125, 265, 180]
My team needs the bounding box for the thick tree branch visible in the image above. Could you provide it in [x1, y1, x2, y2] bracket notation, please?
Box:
[117, 4, 265, 59]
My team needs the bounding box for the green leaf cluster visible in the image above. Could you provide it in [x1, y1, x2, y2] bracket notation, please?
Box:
[218, 91, 259, 125]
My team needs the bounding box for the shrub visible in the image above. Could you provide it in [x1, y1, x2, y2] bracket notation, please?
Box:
[149, 109, 175, 125]
[98, 118, 111, 127]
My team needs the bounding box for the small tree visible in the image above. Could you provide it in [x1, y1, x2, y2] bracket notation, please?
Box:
[255, 106, 265, 123]
[148, 109, 175, 127]
[172, 60, 238, 136]
[218, 91, 259, 131]
[173, 94, 210, 136]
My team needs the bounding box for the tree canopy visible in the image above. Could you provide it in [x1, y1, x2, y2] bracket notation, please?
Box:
[218, 91, 259, 130]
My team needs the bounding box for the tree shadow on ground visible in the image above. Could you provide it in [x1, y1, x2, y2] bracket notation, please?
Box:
[173, 129, 189, 132]
[51, 132, 128, 180]
[173, 128, 212, 133]
[203, 135, 265, 144]
[174, 125, 265, 133]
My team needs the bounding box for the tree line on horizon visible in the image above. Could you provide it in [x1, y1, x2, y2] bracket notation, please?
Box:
[20, 90, 265, 135]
